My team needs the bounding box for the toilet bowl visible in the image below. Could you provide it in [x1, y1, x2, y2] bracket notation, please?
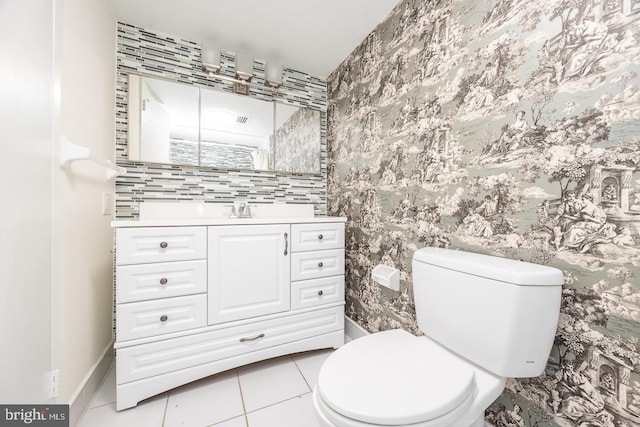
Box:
[312, 247, 564, 427]
[313, 329, 505, 427]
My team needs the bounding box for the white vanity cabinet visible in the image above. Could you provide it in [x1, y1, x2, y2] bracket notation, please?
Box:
[208, 224, 290, 324]
[113, 218, 345, 411]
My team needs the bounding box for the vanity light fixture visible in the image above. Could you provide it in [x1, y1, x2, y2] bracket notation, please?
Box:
[202, 63, 221, 76]
[201, 41, 221, 75]
[266, 61, 283, 88]
[235, 53, 254, 81]
[233, 53, 253, 95]
[200, 44, 284, 94]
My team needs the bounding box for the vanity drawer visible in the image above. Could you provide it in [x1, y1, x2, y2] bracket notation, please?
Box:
[291, 275, 345, 310]
[116, 260, 207, 304]
[116, 227, 207, 266]
[291, 223, 345, 252]
[117, 294, 207, 342]
[116, 305, 344, 384]
[291, 249, 345, 281]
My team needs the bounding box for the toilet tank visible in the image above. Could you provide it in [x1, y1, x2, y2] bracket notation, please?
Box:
[412, 247, 563, 378]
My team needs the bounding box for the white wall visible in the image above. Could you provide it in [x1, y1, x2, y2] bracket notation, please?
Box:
[53, 0, 116, 403]
[0, 0, 55, 403]
[0, 0, 116, 406]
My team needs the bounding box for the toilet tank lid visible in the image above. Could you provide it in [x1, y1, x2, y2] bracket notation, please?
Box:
[413, 247, 564, 286]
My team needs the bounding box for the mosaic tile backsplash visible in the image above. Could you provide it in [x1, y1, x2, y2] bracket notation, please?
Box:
[115, 22, 328, 219]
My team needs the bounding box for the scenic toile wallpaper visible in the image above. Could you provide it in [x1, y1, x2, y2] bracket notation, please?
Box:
[326, 0, 640, 426]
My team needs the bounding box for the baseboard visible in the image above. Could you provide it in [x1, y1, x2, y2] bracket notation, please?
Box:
[68, 340, 114, 427]
[344, 316, 369, 341]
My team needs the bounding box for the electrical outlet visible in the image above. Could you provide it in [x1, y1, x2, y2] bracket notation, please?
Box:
[102, 192, 113, 216]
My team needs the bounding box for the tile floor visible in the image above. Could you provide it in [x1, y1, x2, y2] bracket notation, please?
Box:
[78, 349, 333, 427]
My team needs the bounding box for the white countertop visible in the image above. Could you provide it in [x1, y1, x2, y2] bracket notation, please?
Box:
[111, 216, 347, 228]
[111, 202, 346, 228]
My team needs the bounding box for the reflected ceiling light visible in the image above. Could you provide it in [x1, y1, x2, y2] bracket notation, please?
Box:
[203, 109, 235, 126]
[201, 41, 221, 76]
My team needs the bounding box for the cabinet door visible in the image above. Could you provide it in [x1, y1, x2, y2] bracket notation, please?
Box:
[208, 225, 290, 324]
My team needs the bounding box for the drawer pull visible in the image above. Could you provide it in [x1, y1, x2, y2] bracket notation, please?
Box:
[284, 233, 288, 256]
[318, 262, 324, 268]
[160, 315, 168, 322]
[160, 278, 168, 285]
[318, 234, 324, 240]
[318, 290, 324, 296]
[160, 241, 168, 249]
[240, 333, 265, 343]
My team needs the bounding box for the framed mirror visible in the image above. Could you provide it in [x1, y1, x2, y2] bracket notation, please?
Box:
[127, 74, 322, 174]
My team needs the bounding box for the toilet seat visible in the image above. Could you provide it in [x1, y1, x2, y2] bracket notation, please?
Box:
[316, 329, 477, 426]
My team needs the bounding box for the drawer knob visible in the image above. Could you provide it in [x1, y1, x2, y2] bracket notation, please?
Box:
[318, 262, 324, 268]
[318, 290, 324, 296]
[160, 278, 168, 285]
[160, 241, 168, 249]
[160, 315, 168, 322]
[318, 234, 324, 240]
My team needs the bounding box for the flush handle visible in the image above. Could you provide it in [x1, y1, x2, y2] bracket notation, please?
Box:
[160, 241, 168, 249]
[240, 333, 265, 343]
[160, 278, 168, 285]
[160, 315, 168, 322]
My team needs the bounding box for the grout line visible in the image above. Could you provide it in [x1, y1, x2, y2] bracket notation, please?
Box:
[160, 393, 169, 427]
[244, 391, 312, 416]
[208, 414, 247, 427]
[234, 369, 249, 426]
[290, 355, 313, 392]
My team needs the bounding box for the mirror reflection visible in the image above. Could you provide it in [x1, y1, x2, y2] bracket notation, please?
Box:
[127, 74, 321, 174]
[130, 76, 200, 166]
[200, 88, 273, 170]
[274, 104, 321, 174]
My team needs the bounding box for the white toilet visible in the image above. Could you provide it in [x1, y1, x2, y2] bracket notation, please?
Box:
[313, 247, 564, 427]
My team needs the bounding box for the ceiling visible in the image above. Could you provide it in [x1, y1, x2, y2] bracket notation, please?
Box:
[111, 0, 401, 78]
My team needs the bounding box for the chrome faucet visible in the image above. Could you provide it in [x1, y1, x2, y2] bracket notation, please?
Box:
[236, 203, 253, 218]
[228, 202, 253, 218]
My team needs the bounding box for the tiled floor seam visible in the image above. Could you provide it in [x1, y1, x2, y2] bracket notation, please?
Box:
[290, 355, 313, 392]
[160, 392, 170, 426]
[244, 391, 313, 416]
[234, 369, 250, 427]
[208, 414, 246, 426]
